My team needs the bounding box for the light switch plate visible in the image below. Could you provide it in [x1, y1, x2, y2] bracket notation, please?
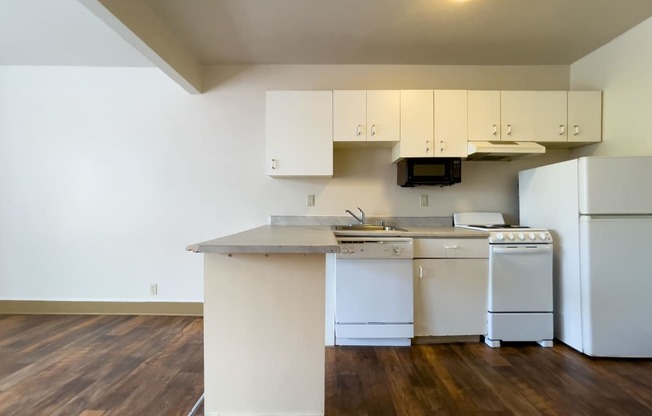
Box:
[307, 194, 315, 206]
[420, 194, 428, 207]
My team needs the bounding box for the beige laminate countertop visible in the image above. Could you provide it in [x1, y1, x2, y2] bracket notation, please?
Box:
[187, 225, 489, 254]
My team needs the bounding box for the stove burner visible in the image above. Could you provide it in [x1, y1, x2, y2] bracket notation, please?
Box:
[467, 224, 530, 229]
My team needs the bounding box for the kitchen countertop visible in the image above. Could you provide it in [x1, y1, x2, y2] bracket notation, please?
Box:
[187, 225, 488, 254]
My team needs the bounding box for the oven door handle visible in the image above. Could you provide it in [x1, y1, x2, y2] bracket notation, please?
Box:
[492, 245, 552, 254]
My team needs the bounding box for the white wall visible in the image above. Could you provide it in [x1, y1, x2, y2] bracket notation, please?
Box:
[571, 17, 652, 157]
[0, 64, 571, 302]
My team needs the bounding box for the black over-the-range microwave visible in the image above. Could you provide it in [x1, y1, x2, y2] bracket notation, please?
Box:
[397, 157, 462, 187]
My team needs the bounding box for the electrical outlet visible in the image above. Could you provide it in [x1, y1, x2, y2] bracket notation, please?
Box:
[420, 194, 429, 207]
[150, 284, 158, 296]
[307, 194, 315, 206]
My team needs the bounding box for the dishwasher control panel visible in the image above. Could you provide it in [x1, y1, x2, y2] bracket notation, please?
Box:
[336, 238, 413, 259]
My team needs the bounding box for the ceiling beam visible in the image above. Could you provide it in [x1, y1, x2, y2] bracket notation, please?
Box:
[77, 0, 202, 94]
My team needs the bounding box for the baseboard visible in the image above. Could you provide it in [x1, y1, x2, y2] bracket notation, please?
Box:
[0, 300, 203, 316]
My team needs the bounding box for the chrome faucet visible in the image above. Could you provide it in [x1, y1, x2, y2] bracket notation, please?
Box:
[345, 207, 366, 224]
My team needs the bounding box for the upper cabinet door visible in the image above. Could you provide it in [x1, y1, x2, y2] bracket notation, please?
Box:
[568, 91, 602, 143]
[501, 91, 534, 141]
[266, 91, 333, 177]
[398, 90, 434, 158]
[366, 90, 400, 142]
[468, 91, 501, 141]
[333, 90, 367, 142]
[434, 90, 468, 157]
[533, 91, 568, 142]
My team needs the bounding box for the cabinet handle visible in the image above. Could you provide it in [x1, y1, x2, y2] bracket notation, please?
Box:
[440, 140, 444, 153]
[574, 125, 580, 136]
[371, 124, 376, 136]
[419, 266, 423, 279]
[444, 245, 458, 249]
[356, 124, 362, 137]
[559, 125, 565, 135]
[507, 124, 512, 136]
[425, 140, 430, 152]
[271, 159, 277, 170]
[492, 124, 497, 136]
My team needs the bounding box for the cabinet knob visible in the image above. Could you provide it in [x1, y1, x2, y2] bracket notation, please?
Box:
[559, 125, 565, 135]
[440, 140, 444, 153]
[371, 124, 376, 137]
[425, 140, 430, 152]
[507, 124, 512, 136]
[574, 125, 580, 136]
[492, 124, 497, 136]
[356, 124, 362, 137]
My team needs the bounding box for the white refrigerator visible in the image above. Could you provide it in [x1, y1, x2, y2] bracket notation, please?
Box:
[519, 156, 652, 357]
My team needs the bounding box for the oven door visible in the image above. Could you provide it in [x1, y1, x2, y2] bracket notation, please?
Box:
[488, 244, 553, 312]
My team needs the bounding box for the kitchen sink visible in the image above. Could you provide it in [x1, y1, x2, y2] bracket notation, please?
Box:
[331, 224, 407, 232]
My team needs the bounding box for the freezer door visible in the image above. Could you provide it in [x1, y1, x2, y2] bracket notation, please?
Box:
[579, 216, 652, 357]
[579, 157, 652, 215]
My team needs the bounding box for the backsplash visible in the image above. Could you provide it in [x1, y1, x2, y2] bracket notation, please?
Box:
[269, 215, 453, 227]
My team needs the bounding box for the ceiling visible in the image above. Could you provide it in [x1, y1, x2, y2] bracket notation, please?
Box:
[144, 0, 652, 65]
[1, 0, 650, 93]
[1, 0, 651, 68]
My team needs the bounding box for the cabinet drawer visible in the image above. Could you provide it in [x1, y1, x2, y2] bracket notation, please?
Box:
[414, 238, 488, 258]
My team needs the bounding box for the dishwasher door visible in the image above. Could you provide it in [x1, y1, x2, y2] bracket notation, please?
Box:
[335, 258, 413, 346]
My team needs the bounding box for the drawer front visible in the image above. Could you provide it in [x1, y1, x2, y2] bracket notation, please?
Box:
[414, 238, 488, 258]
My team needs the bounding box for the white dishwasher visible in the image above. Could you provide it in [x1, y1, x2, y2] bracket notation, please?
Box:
[334, 237, 414, 346]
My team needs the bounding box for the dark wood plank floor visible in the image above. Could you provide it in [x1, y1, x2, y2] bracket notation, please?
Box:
[2, 315, 652, 416]
[0, 314, 203, 416]
[326, 343, 652, 416]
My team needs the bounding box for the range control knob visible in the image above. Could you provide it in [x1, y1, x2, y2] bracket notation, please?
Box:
[539, 232, 548, 240]
[507, 233, 515, 241]
[529, 232, 536, 240]
[517, 233, 525, 241]
[495, 233, 504, 241]
[393, 246, 403, 255]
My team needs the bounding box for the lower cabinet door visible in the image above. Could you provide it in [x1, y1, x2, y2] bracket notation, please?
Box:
[414, 259, 488, 336]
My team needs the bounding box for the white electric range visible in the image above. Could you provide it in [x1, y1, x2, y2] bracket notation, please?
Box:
[454, 212, 554, 348]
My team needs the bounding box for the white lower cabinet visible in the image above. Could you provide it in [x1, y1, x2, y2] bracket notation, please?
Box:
[413, 238, 488, 337]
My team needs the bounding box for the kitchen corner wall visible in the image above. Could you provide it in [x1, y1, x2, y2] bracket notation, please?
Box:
[570, 17, 652, 157]
[0, 64, 571, 302]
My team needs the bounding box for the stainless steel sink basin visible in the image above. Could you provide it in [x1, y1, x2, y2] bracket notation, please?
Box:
[331, 224, 407, 232]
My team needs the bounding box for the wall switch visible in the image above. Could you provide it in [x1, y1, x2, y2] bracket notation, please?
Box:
[307, 194, 315, 206]
[420, 194, 428, 207]
[150, 284, 158, 296]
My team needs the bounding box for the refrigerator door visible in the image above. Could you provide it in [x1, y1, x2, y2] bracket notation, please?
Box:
[579, 216, 652, 357]
[579, 157, 652, 215]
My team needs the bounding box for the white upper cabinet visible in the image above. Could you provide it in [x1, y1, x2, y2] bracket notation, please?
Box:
[393, 90, 434, 159]
[468, 90, 501, 141]
[333, 90, 400, 143]
[333, 90, 367, 142]
[501, 91, 534, 141]
[568, 91, 602, 143]
[533, 91, 568, 142]
[434, 90, 468, 157]
[266, 91, 333, 178]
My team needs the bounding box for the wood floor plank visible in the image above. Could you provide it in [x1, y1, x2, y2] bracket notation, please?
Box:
[3, 315, 652, 416]
[0, 314, 203, 416]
